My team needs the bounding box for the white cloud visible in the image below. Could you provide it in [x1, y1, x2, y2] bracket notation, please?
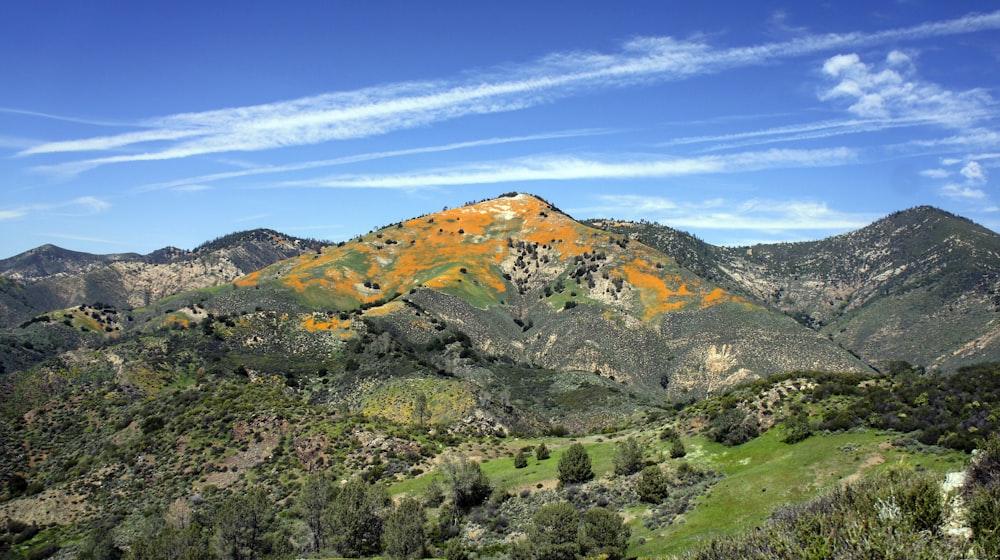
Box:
[0, 196, 111, 221]
[171, 184, 212, 193]
[574, 194, 875, 237]
[19, 10, 1000, 175]
[0, 209, 27, 221]
[288, 148, 856, 190]
[135, 131, 602, 192]
[960, 161, 987, 183]
[69, 196, 111, 214]
[941, 183, 987, 200]
[920, 168, 951, 179]
[820, 51, 992, 127]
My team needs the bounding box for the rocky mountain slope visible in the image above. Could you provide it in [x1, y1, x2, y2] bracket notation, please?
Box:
[0, 229, 327, 328]
[210, 193, 867, 399]
[590, 206, 1000, 373]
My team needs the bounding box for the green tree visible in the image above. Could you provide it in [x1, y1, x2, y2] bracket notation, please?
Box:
[382, 497, 426, 560]
[297, 472, 336, 552]
[325, 478, 391, 557]
[669, 438, 687, 459]
[578, 507, 630, 560]
[612, 437, 643, 476]
[440, 456, 492, 511]
[128, 523, 211, 560]
[708, 408, 760, 446]
[514, 450, 528, 469]
[535, 442, 550, 460]
[444, 538, 468, 560]
[636, 465, 670, 504]
[212, 487, 275, 560]
[781, 409, 813, 444]
[413, 392, 430, 428]
[529, 501, 579, 560]
[557, 443, 594, 486]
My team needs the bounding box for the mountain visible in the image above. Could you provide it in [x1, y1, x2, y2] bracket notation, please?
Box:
[590, 206, 1000, 373]
[3, 194, 1000, 560]
[200, 193, 866, 399]
[0, 229, 328, 328]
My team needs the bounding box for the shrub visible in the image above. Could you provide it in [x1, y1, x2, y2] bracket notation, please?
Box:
[514, 450, 528, 469]
[444, 538, 468, 560]
[529, 502, 579, 560]
[578, 507, 630, 560]
[707, 408, 760, 446]
[535, 443, 550, 460]
[636, 465, 669, 504]
[968, 488, 1000, 559]
[558, 443, 594, 486]
[440, 457, 492, 511]
[669, 438, 687, 459]
[612, 437, 643, 476]
[383, 497, 425, 560]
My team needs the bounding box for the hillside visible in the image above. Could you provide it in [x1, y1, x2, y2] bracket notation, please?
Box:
[0, 230, 327, 329]
[208, 193, 867, 400]
[590, 206, 1000, 373]
[2, 194, 1000, 559]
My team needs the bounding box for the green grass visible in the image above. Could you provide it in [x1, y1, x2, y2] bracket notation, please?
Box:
[632, 429, 965, 558]
[389, 426, 966, 560]
[390, 435, 622, 498]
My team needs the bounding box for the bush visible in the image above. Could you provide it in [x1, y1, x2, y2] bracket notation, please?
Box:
[707, 408, 760, 446]
[529, 502, 579, 560]
[669, 438, 687, 459]
[383, 497, 425, 560]
[578, 507, 630, 560]
[558, 443, 594, 486]
[444, 538, 468, 560]
[612, 437, 643, 476]
[968, 488, 1000, 559]
[636, 465, 669, 504]
[441, 457, 492, 511]
[535, 443, 550, 460]
[514, 450, 528, 469]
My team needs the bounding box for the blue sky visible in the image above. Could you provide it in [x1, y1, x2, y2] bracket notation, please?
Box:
[2, 1, 999, 258]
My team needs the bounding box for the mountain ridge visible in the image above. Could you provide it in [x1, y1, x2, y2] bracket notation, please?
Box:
[0, 229, 328, 328]
[589, 204, 1000, 372]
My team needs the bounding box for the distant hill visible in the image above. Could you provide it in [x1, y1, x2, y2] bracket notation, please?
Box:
[3, 193, 1000, 560]
[0, 229, 327, 328]
[589, 206, 1000, 373]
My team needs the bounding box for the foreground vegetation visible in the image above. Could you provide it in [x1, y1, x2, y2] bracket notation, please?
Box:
[3, 360, 1000, 559]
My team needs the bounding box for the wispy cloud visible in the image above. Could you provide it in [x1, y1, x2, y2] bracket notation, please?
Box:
[0, 106, 128, 127]
[574, 194, 876, 240]
[0, 196, 111, 222]
[281, 148, 856, 190]
[19, 10, 1000, 176]
[135, 130, 603, 192]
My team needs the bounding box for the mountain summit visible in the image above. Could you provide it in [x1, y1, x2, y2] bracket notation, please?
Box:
[219, 193, 867, 399]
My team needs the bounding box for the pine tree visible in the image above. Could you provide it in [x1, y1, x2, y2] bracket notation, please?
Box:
[557, 443, 594, 486]
[612, 437, 643, 476]
[535, 442, 550, 460]
[529, 501, 579, 560]
[382, 497, 425, 560]
[579, 507, 630, 560]
[514, 450, 528, 469]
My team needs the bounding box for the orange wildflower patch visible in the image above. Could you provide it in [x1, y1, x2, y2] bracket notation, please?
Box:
[300, 315, 351, 332]
[164, 316, 190, 329]
[619, 258, 697, 319]
[700, 287, 745, 308]
[234, 270, 261, 288]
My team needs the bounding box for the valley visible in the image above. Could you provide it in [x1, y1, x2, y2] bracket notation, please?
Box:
[1, 193, 999, 559]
